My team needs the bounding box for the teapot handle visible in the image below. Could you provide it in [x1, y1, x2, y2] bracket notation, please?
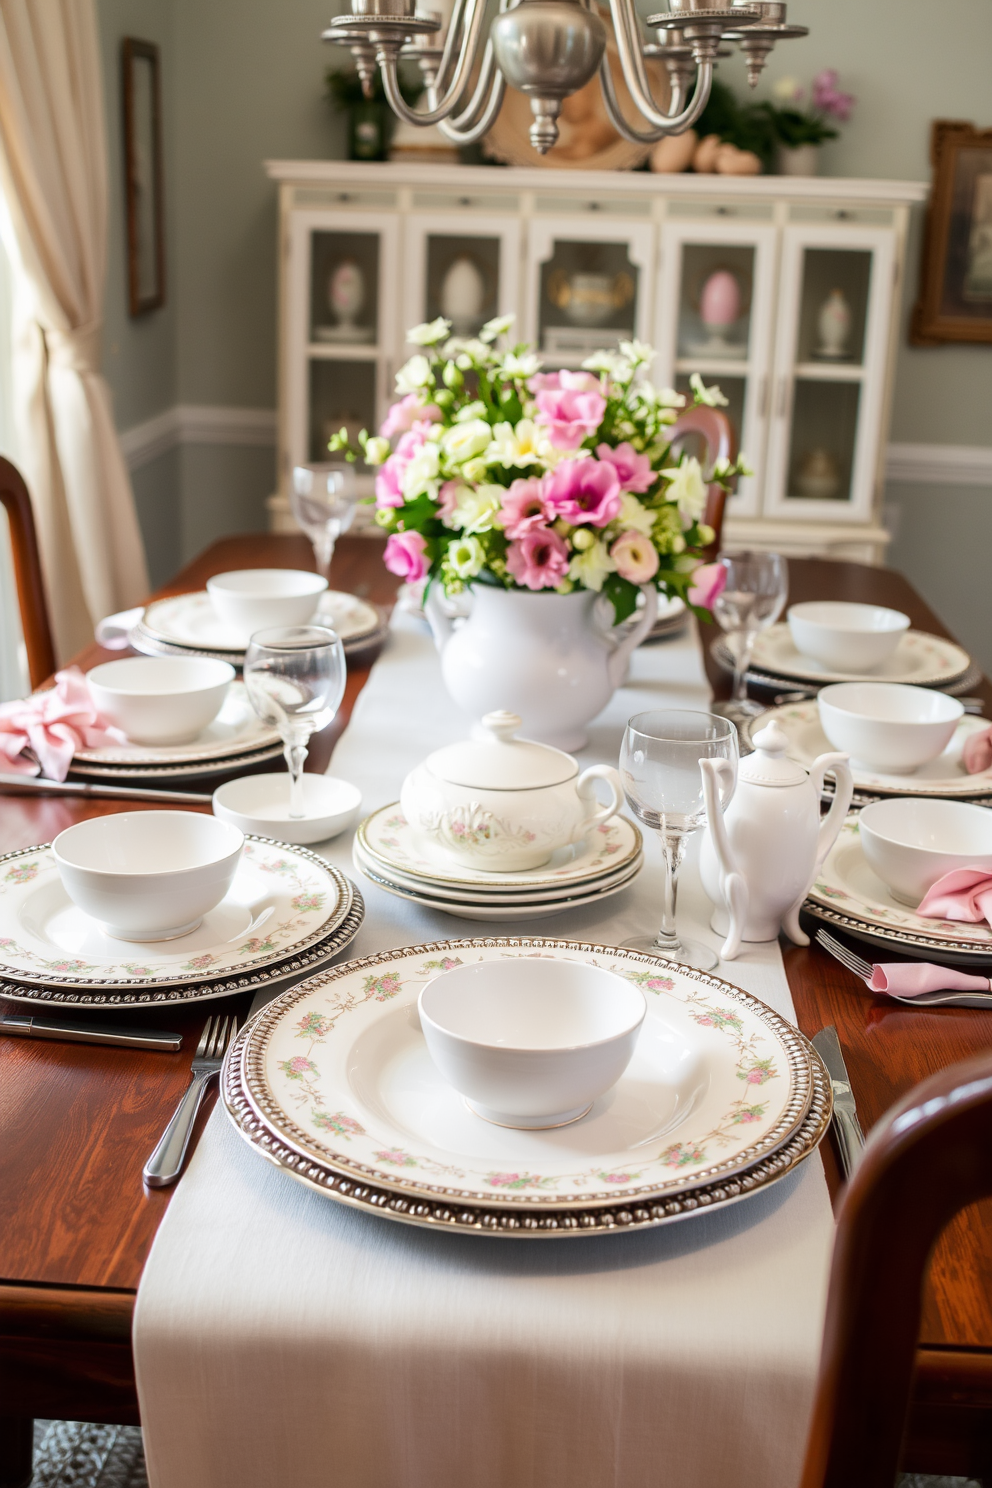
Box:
[605, 585, 659, 689]
[782, 752, 853, 946]
[700, 757, 749, 962]
[424, 582, 457, 654]
[575, 765, 623, 835]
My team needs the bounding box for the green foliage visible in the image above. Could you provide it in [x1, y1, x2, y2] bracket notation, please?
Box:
[694, 79, 775, 164]
[602, 573, 640, 625]
[758, 102, 838, 148]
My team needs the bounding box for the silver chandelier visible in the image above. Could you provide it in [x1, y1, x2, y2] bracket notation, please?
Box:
[323, 0, 807, 156]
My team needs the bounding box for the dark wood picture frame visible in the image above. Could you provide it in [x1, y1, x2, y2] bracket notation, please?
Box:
[122, 38, 165, 316]
[911, 119, 992, 345]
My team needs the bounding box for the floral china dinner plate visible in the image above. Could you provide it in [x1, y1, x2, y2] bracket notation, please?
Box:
[748, 624, 970, 688]
[355, 855, 642, 920]
[141, 589, 381, 652]
[358, 806, 642, 891]
[0, 838, 358, 991]
[756, 702, 992, 799]
[72, 682, 280, 766]
[351, 839, 644, 905]
[228, 938, 819, 1226]
[67, 743, 284, 782]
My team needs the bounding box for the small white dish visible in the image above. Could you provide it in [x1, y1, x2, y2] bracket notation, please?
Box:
[417, 958, 645, 1128]
[818, 683, 964, 774]
[213, 773, 362, 844]
[52, 811, 244, 942]
[787, 602, 910, 673]
[206, 569, 328, 643]
[858, 797, 992, 907]
[86, 656, 235, 745]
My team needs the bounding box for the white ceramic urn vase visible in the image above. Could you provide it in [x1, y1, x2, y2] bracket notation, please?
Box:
[424, 584, 658, 751]
[697, 719, 854, 958]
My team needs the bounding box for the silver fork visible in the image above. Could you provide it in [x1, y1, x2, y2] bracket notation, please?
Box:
[143, 1015, 238, 1188]
[815, 928, 992, 1008]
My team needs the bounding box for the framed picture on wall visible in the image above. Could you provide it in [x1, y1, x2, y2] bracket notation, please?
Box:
[911, 119, 992, 345]
[122, 37, 165, 316]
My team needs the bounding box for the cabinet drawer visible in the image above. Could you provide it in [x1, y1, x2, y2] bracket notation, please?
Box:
[666, 199, 774, 222]
[788, 204, 895, 227]
[411, 191, 519, 212]
[292, 187, 398, 210]
[533, 195, 652, 217]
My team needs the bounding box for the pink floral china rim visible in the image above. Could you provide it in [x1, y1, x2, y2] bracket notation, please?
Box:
[230, 938, 817, 1212]
[749, 624, 970, 687]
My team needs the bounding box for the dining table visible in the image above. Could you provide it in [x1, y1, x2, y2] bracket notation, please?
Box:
[1, 532, 991, 1487]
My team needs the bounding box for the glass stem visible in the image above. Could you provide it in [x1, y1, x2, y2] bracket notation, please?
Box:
[314, 522, 341, 582]
[732, 631, 757, 703]
[653, 830, 688, 953]
[285, 738, 309, 819]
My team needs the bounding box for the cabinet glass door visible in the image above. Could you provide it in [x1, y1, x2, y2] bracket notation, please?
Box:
[524, 218, 655, 365]
[655, 221, 777, 519]
[403, 214, 520, 345]
[764, 225, 895, 523]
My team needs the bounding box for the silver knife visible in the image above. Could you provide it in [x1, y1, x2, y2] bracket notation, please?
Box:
[0, 773, 212, 805]
[0, 1013, 182, 1051]
[811, 1025, 866, 1180]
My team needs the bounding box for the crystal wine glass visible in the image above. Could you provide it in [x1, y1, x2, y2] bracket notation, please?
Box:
[291, 463, 358, 581]
[620, 709, 738, 972]
[243, 626, 346, 819]
[711, 550, 789, 727]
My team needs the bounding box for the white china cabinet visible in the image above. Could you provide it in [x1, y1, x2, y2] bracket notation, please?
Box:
[267, 161, 925, 562]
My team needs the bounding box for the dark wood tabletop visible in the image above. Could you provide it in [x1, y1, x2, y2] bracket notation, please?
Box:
[1, 538, 990, 1481]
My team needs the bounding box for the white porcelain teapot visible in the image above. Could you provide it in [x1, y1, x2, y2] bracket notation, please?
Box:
[399, 710, 623, 872]
[698, 719, 854, 958]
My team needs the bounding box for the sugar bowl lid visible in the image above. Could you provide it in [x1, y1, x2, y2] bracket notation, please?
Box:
[739, 719, 808, 788]
[425, 711, 577, 790]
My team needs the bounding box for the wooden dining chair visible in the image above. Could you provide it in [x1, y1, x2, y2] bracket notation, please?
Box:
[0, 458, 56, 689]
[800, 1049, 992, 1488]
[667, 404, 736, 563]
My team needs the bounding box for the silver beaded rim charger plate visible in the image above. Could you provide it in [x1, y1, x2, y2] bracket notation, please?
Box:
[0, 838, 359, 991]
[71, 682, 281, 766]
[226, 939, 819, 1228]
[141, 589, 382, 652]
[757, 702, 992, 799]
[805, 815, 992, 963]
[748, 624, 970, 687]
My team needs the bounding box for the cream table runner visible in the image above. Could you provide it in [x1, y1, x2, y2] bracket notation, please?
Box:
[133, 611, 834, 1488]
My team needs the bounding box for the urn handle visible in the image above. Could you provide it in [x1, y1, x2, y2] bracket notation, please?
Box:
[699, 757, 749, 962]
[575, 765, 623, 836]
[605, 585, 659, 689]
[424, 582, 456, 653]
[782, 752, 854, 946]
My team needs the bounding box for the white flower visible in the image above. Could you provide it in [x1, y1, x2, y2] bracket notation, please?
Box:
[461, 458, 489, 484]
[772, 74, 802, 103]
[395, 355, 434, 394]
[568, 538, 616, 593]
[455, 339, 494, 369]
[619, 339, 654, 367]
[615, 492, 655, 537]
[450, 483, 503, 534]
[582, 350, 627, 376]
[486, 418, 545, 468]
[442, 418, 492, 465]
[480, 313, 515, 343]
[407, 317, 452, 347]
[446, 534, 486, 578]
[500, 350, 541, 379]
[400, 442, 441, 499]
[661, 457, 708, 523]
[363, 435, 391, 466]
[689, 372, 729, 408]
[454, 400, 487, 423]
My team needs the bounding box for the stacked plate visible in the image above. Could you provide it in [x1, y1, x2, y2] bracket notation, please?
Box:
[0, 836, 364, 1008]
[352, 805, 644, 920]
[712, 623, 974, 698]
[131, 589, 388, 666]
[222, 936, 831, 1238]
[68, 680, 284, 782]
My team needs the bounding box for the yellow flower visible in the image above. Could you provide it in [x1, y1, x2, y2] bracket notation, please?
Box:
[661, 457, 707, 523]
[568, 539, 616, 592]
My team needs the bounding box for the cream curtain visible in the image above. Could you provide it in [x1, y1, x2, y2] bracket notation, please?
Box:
[0, 0, 149, 660]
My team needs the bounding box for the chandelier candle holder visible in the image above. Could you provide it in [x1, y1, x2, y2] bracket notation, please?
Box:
[323, 0, 807, 155]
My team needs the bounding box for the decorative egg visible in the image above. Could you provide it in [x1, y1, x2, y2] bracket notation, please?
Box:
[329, 260, 364, 324]
[700, 269, 741, 330]
[649, 129, 697, 174]
[692, 133, 721, 173]
[715, 143, 762, 176]
[440, 256, 486, 335]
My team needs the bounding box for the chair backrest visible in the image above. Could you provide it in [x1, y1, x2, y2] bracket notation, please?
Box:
[667, 404, 735, 563]
[801, 1049, 992, 1488]
[0, 457, 56, 689]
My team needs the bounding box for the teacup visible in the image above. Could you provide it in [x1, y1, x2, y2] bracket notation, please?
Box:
[817, 683, 964, 774]
[788, 601, 910, 673]
[418, 958, 646, 1128]
[859, 797, 992, 906]
[52, 811, 244, 941]
[86, 656, 235, 745]
[206, 569, 328, 643]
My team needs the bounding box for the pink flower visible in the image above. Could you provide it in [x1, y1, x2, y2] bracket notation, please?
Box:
[534, 371, 606, 451]
[527, 371, 561, 394]
[498, 477, 552, 538]
[393, 423, 431, 462]
[379, 394, 441, 439]
[437, 479, 462, 527]
[811, 68, 855, 122]
[543, 458, 621, 528]
[596, 441, 654, 493]
[506, 527, 570, 590]
[687, 561, 727, 610]
[611, 529, 659, 583]
[384, 530, 429, 583]
[374, 455, 405, 508]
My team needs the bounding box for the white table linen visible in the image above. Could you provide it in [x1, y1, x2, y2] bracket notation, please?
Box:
[133, 610, 834, 1488]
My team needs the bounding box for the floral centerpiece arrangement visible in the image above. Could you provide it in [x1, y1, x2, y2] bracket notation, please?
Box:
[764, 69, 855, 150]
[329, 316, 749, 624]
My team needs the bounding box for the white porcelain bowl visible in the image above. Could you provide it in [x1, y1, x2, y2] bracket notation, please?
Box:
[212, 772, 362, 845]
[206, 569, 328, 643]
[86, 656, 235, 745]
[787, 601, 910, 673]
[418, 959, 646, 1129]
[52, 811, 244, 941]
[859, 797, 992, 907]
[817, 683, 964, 774]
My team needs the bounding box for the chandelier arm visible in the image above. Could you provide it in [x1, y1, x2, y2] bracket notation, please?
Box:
[432, 0, 516, 132]
[379, 0, 489, 126]
[437, 70, 507, 143]
[430, 0, 473, 97]
[608, 0, 711, 132]
[595, 56, 671, 144]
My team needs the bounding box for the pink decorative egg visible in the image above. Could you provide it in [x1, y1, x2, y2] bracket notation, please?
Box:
[700, 269, 741, 330]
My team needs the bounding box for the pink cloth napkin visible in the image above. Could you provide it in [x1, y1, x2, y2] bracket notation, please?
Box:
[916, 867, 992, 927]
[0, 667, 126, 781]
[963, 726, 992, 774]
[868, 961, 992, 997]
